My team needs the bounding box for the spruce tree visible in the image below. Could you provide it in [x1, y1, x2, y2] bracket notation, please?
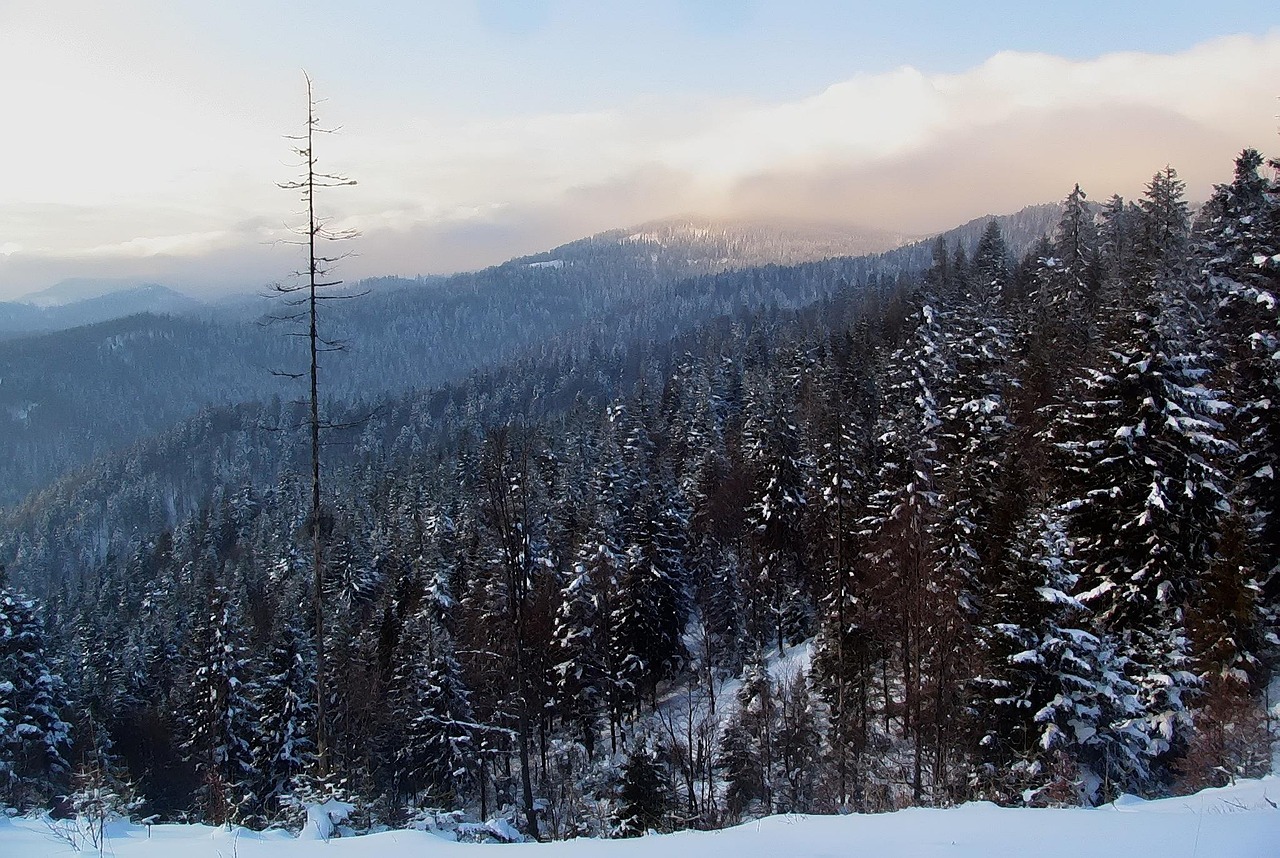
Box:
[970, 508, 1145, 804]
[772, 671, 819, 813]
[1051, 166, 1230, 789]
[396, 625, 479, 809]
[0, 567, 72, 811]
[613, 738, 672, 837]
[1200, 148, 1280, 631]
[717, 657, 774, 819]
[553, 551, 610, 757]
[860, 300, 948, 803]
[255, 620, 316, 819]
[179, 585, 262, 825]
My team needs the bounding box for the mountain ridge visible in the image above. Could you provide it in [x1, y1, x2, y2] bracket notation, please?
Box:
[0, 283, 203, 339]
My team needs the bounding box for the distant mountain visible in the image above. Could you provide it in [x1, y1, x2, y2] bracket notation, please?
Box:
[515, 216, 914, 277]
[19, 277, 157, 308]
[0, 283, 202, 339]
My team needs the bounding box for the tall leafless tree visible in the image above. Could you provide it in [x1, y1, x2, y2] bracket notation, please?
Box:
[271, 72, 358, 776]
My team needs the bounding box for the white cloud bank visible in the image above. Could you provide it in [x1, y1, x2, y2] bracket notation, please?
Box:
[1, 29, 1277, 297]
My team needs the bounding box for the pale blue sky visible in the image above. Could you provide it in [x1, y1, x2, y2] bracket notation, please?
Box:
[1, 1, 1277, 297]
[172, 0, 1278, 112]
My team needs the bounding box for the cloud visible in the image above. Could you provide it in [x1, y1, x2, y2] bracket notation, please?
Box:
[721, 103, 1246, 233]
[653, 32, 1279, 216]
[1, 28, 1277, 298]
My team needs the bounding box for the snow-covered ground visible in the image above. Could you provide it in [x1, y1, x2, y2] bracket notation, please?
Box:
[3, 776, 1276, 858]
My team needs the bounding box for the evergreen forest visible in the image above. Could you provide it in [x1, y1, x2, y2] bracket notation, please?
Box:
[1, 148, 1277, 840]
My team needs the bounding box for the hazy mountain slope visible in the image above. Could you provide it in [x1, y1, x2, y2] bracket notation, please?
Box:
[516, 216, 914, 274]
[0, 208, 1057, 507]
[0, 301, 43, 335]
[0, 284, 203, 339]
[0, 314, 287, 507]
[19, 277, 152, 307]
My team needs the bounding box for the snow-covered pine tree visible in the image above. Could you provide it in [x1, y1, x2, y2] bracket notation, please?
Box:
[611, 407, 690, 710]
[477, 424, 554, 837]
[1025, 186, 1101, 389]
[0, 566, 72, 811]
[807, 337, 881, 811]
[683, 359, 750, 677]
[1098, 193, 1142, 288]
[395, 618, 479, 810]
[179, 582, 262, 825]
[1055, 185, 1103, 322]
[553, 547, 611, 757]
[717, 656, 774, 819]
[255, 619, 315, 819]
[932, 219, 1017, 798]
[613, 737, 672, 837]
[1199, 148, 1280, 636]
[1178, 511, 1271, 791]
[611, 501, 689, 714]
[972, 219, 1011, 303]
[1050, 166, 1232, 791]
[742, 367, 811, 652]
[859, 298, 948, 803]
[970, 507, 1146, 805]
[772, 670, 819, 813]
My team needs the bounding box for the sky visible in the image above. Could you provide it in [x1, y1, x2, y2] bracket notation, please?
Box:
[0, 0, 1278, 299]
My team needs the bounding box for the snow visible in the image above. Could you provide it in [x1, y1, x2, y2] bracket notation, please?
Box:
[3, 777, 1277, 857]
[689, 640, 814, 719]
[299, 799, 355, 841]
[528, 260, 565, 269]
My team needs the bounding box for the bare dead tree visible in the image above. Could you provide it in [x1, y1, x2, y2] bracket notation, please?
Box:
[271, 71, 359, 776]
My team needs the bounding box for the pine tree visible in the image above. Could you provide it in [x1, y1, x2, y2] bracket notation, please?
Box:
[970, 508, 1145, 805]
[742, 371, 811, 651]
[686, 427, 747, 676]
[1055, 184, 1102, 319]
[611, 410, 690, 710]
[271, 74, 359, 774]
[553, 551, 609, 757]
[772, 670, 819, 813]
[717, 657, 774, 819]
[255, 620, 316, 819]
[860, 300, 948, 803]
[1200, 148, 1280, 630]
[1098, 193, 1139, 286]
[477, 425, 550, 837]
[972, 220, 1010, 304]
[179, 585, 262, 825]
[613, 738, 672, 837]
[0, 566, 72, 811]
[396, 625, 479, 809]
[808, 344, 880, 811]
[1050, 166, 1231, 790]
[1138, 166, 1192, 282]
[1027, 185, 1101, 377]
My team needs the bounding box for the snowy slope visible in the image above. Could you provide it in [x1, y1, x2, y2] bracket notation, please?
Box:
[3, 777, 1276, 858]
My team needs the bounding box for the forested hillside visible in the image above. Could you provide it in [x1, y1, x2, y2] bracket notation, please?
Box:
[0, 153, 1274, 841]
[0, 216, 940, 508]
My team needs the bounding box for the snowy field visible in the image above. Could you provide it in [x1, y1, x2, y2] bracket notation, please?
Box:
[3, 776, 1276, 858]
